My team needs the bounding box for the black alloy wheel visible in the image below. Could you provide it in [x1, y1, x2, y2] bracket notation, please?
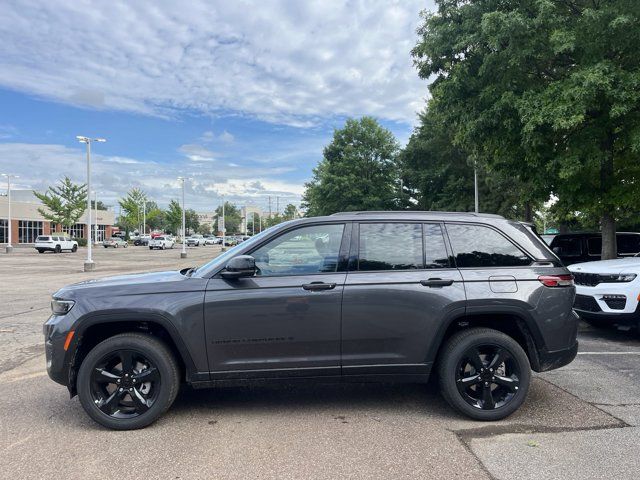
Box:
[89, 349, 161, 418]
[54, 245, 61, 253]
[71, 245, 77, 252]
[438, 327, 531, 421]
[77, 333, 179, 430]
[454, 345, 520, 410]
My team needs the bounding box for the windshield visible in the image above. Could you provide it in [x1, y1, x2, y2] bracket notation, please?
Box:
[194, 225, 280, 277]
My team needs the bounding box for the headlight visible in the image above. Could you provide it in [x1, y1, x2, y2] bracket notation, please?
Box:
[51, 299, 75, 315]
[600, 273, 637, 283]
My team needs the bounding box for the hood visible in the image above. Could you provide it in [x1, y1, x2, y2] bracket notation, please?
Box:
[54, 270, 187, 297]
[568, 258, 640, 274]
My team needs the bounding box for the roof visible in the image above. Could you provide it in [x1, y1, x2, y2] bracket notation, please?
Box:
[329, 210, 505, 220]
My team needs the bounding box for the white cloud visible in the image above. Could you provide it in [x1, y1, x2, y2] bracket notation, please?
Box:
[0, 0, 434, 127]
[0, 142, 303, 212]
[178, 143, 217, 161]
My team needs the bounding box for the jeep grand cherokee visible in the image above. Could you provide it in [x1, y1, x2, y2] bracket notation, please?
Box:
[44, 211, 578, 430]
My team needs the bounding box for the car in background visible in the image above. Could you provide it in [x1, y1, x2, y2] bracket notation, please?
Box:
[35, 235, 78, 254]
[148, 236, 175, 250]
[203, 235, 217, 245]
[550, 232, 640, 265]
[133, 234, 151, 246]
[103, 237, 128, 248]
[569, 257, 640, 332]
[186, 234, 204, 246]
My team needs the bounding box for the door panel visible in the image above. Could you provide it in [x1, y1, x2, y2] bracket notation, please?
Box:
[341, 269, 465, 374]
[204, 274, 345, 378]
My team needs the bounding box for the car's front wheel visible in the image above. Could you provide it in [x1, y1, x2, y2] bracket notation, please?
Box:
[437, 327, 531, 421]
[77, 333, 180, 430]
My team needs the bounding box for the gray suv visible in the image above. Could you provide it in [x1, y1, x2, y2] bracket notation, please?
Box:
[44, 211, 578, 430]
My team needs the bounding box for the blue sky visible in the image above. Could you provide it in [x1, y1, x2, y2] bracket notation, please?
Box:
[0, 0, 435, 213]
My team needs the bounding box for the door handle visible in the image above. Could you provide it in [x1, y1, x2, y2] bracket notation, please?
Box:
[302, 282, 336, 291]
[420, 278, 454, 287]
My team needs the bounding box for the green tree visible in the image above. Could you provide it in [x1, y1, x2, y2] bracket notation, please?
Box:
[214, 202, 242, 233]
[117, 188, 147, 235]
[33, 176, 87, 228]
[164, 199, 182, 234]
[145, 201, 165, 232]
[283, 203, 298, 220]
[196, 223, 212, 235]
[302, 117, 400, 216]
[90, 200, 108, 210]
[412, 0, 640, 259]
[185, 209, 200, 234]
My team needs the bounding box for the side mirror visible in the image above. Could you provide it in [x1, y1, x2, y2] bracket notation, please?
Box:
[221, 255, 256, 279]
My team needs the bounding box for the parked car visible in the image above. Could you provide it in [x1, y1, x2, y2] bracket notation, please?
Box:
[35, 235, 78, 254]
[203, 235, 217, 246]
[148, 236, 175, 250]
[186, 234, 204, 246]
[134, 234, 151, 246]
[568, 258, 640, 332]
[549, 232, 640, 265]
[44, 211, 577, 430]
[103, 237, 128, 248]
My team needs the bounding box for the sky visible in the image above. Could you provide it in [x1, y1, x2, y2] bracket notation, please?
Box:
[0, 0, 436, 213]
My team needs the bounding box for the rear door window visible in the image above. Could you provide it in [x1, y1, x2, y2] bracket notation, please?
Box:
[551, 236, 583, 257]
[446, 224, 531, 268]
[358, 223, 423, 271]
[617, 234, 640, 255]
[587, 237, 601, 256]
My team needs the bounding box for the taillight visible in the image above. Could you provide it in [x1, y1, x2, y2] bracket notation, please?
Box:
[538, 274, 574, 287]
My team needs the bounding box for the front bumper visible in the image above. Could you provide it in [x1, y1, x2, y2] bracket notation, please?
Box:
[574, 308, 640, 327]
[43, 312, 78, 388]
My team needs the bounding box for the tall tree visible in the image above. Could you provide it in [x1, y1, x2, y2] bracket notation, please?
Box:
[185, 209, 200, 234]
[164, 199, 182, 234]
[33, 176, 87, 228]
[302, 117, 400, 216]
[412, 0, 640, 259]
[117, 188, 147, 234]
[283, 203, 298, 220]
[214, 202, 242, 233]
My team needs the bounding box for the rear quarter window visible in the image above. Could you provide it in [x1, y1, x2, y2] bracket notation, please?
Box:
[446, 224, 531, 268]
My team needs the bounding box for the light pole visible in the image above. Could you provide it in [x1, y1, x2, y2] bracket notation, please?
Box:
[473, 160, 479, 214]
[177, 177, 189, 258]
[77, 136, 106, 271]
[221, 197, 226, 252]
[2, 173, 18, 253]
[140, 198, 147, 236]
[93, 191, 99, 244]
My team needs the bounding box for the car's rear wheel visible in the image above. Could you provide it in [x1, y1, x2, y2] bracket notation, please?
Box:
[71, 245, 78, 252]
[54, 245, 61, 254]
[37, 249, 44, 253]
[77, 333, 180, 430]
[438, 327, 531, 421]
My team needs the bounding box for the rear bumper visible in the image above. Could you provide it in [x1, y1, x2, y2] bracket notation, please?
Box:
[535, 341, 579, 372]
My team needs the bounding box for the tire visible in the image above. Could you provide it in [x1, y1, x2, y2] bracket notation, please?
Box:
[71, 245, 78, 253]
[115, 243, 119, 248]
[54, 245, 61, 254]
[104, 245, 108, 248]
[437, 327, 531, 421]
[149, 246, 153, 250]
[37, 249, 44, 253]
[124, 243, 128, 248]
[77, 333, 180, 430]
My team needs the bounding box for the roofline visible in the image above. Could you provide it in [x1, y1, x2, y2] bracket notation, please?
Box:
[330, 210, 504, 219]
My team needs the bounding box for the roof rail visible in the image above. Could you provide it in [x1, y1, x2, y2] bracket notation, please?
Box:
[330, 210, 504, 219]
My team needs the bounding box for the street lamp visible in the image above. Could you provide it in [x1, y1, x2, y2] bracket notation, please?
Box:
[177, 177, 190, 258]
[77, 136, 106, 272]
[1, 173, 18, 253]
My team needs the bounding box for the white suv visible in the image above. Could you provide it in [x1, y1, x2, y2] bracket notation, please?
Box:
[148, 236, 175, 250]
[568, 258, 640, 331]
[35, 235, 78, 254]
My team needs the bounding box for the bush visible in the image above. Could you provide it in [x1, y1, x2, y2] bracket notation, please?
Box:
[74, 237, 87, 247]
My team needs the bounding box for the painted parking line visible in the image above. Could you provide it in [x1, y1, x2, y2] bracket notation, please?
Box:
[578, 352, 640, 355]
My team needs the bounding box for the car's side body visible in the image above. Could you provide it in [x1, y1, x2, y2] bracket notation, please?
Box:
[45, 212, 577, 399]
[35, 235, 78, 253]
[186, 235, 204, 246]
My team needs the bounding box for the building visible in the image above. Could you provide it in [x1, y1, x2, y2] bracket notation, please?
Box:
[0, 190, 116, 244]
[196, 212, 215, 233]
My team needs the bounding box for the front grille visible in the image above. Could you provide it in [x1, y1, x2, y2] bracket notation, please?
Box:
[573, 272, 601, 286]
[574, 294, 601, 312]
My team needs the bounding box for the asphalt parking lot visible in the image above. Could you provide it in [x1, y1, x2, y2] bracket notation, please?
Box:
[1, 245, 639, 479]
